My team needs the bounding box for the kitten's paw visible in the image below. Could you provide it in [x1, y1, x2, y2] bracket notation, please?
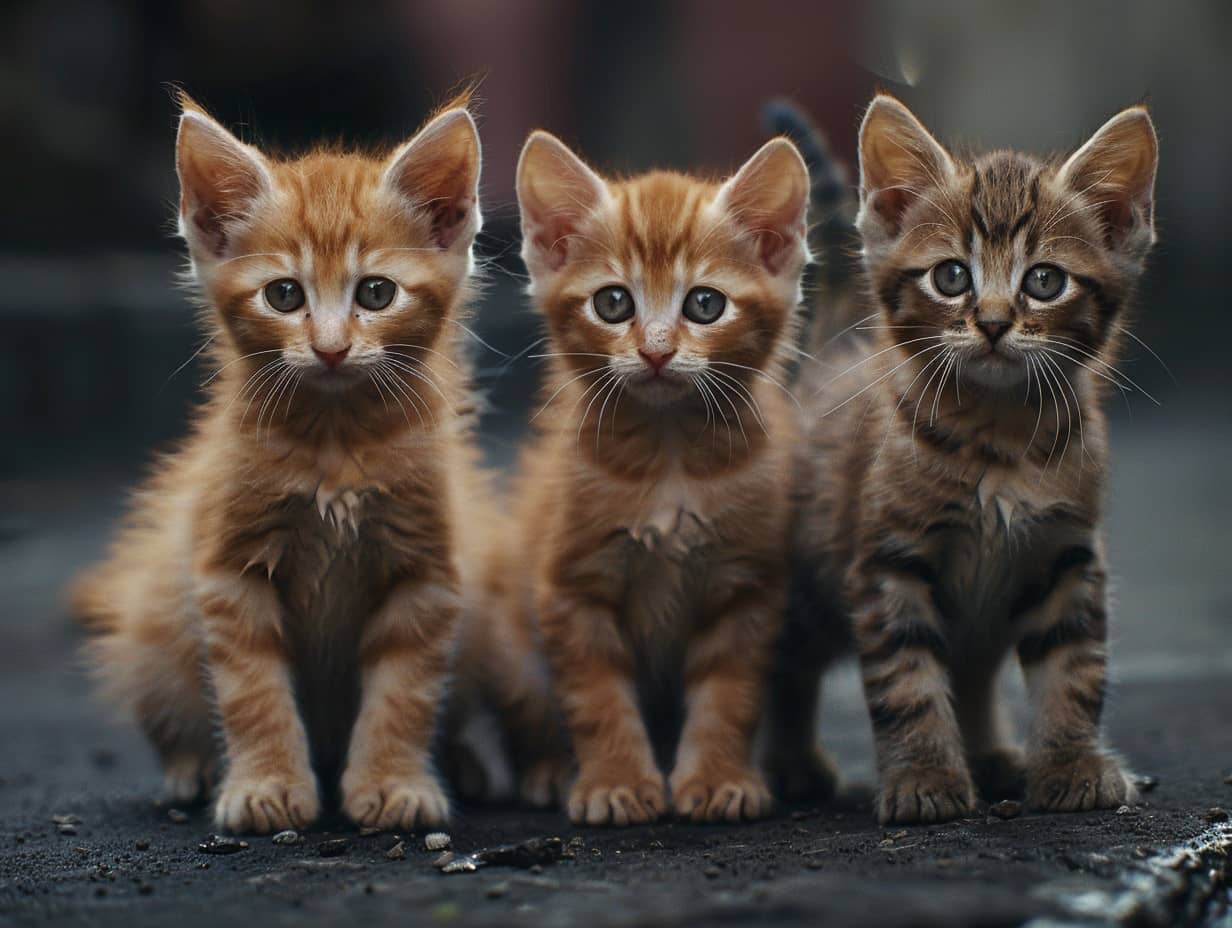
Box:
[765, 743, 840, 802]
[162, 752, 215, 805]
[518, 754, 574, 809]
[877, 766, 976, 824]
[342, 770, 450, 831]
[567, 769, 666, 826]
[671, 764, 773, 823]
[970, 747, 1027, 801]
[214, 772, 319, 834]
[1027, 751, 1136, 813]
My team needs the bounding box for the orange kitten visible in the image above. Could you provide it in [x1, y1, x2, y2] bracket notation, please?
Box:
[495, 131, 809, 825]
[72, 93, 488, 834]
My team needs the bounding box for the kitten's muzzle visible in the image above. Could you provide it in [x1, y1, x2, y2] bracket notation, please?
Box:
[975, 319, 1010, 346]
[638, 348, 677, 373]
[313, 346, 351, 369]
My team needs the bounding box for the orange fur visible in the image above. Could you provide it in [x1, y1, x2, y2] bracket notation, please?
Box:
[493, 131, 811, 825]
[71, 93, 491, 834]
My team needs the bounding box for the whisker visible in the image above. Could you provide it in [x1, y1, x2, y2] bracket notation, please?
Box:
[1113, 323, 1177, 385]
[817, 342, 948, 417]
[812, 335, 948, 397]
[530, 365, 607, 422]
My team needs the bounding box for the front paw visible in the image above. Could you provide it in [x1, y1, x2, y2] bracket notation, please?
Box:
[1027, 751, 1136, 813]
[671, 764, 772, 823]
[765, 743, 840, 803]
[341, 767, 450, 830]
[214, 769, 320, 834]
[567, 764, 666, 826]
[877, 765, 975, 824]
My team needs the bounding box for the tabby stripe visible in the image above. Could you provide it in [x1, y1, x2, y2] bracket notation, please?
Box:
[867, 696, 934, 735]
[861, 620, 949, 665]
[878, 268, 927, 317]
[1009, 545, 1097, 619]
[1017, 604, 1107, 664]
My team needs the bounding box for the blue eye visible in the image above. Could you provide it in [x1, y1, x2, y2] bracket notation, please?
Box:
[1022, 265, 1066, 301]
[932, 261, 971, 297]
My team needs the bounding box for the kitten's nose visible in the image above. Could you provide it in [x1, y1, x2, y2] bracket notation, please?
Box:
[976, 320, 1010, 345]
[313, 345, 351, 368]
[638, 348, 676, 372]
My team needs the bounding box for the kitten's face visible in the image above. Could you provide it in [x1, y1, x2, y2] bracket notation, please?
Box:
[516, 133, 809, 409]
[176, 98, 480, 395]
[856, 96, 1157, 392]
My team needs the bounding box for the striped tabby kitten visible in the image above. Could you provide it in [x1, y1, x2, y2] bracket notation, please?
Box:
[504, 131, 809, 825]
[73, 94, 488, 833]
[784, 95, 1158, 823]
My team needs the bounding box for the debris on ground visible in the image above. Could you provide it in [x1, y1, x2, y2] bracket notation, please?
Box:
[434, 837, 565, 875]
[51, 814, 81, 827]
[1204, 807, 1229, 823]
[1136, 774, 1160, 793]
[425, 832, 451, 851]
[166, 809, 189, 824]
[358, 826, 382, 837]
[318, 838, 350, 857]
[135, 838, 150, 850]
[198, 835, 249, 855]
[272, 830, 300, 845]
[989, 800, 1023, 820]
[385, 841, 406, 861]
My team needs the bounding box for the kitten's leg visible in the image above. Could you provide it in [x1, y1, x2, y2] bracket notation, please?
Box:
[670, 591, 779, 823]
[341, 580, 458, 830]
[955, 667, 1026, 801]
[541, 593, 664, 826]
[1017, 558, 1134, 812]
[762, 653, 839, 802]
[855, 576, 975, 824]
[198, 574, 319, 834]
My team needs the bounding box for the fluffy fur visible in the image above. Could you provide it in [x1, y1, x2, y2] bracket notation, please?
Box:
[491, 130, 811, 826]
[782, 94, 1159, 823]
[72, 92, 492, 834]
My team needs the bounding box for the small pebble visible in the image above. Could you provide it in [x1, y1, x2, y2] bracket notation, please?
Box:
[271, 830, 300, 846]
[358, 826, 382, 837]
[1205, 807, 1229, 823]
[166, 809, 189, 825]
[1116, 805, 1132, 815]
[51, 814, 82, 827]
[385, 841, 406, 861]
[486, 881, 510, 899]
[1135, 775, 1160, 793]
[198, 835, 249, 855]
[135, 839, 150, 851]
[424, 832, 452, 851]
[989, 800, 1022, 820]
[703, 865, 721, 879]
[58, 824, 79, 836]
[318, 838, 350, 857]
[1223, 774, 1232, 786]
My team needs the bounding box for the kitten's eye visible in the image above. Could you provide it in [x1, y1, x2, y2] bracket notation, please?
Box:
[356, 276, 396, 311]
[593, 286, 635, 324]
[682, 287, 727, 325]
[932, 261, 971, 297]
[264, 278, 305, 313]
[1022, 264, 1066, 301]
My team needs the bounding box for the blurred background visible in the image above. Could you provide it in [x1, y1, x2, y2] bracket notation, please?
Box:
[0, 1, 1228, 757]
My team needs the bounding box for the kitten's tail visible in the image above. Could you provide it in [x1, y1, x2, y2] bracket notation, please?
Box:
[762, 100, 863, 358]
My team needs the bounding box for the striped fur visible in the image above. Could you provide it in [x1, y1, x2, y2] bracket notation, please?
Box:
[493, 131, 811, 825]
[71, 93, 493, 834]
[783, 95, 1158, 823]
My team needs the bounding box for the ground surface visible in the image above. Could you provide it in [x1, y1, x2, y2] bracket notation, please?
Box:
[2, 408, 1230, 927]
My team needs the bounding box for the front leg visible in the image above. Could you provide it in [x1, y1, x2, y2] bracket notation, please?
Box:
[1017, 550, 1134, 812]
[540, 591, 665, 826]
[341, 580, 458, 830]
[854, 571, 975, 824]
[198, 574, 319, 834]
[670, 587, 779, 823]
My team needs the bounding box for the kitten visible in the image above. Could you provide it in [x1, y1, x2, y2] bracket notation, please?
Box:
[782, 94, 1158, 823]
[72, 92, 487, 833]
[502, 130, 810, 825]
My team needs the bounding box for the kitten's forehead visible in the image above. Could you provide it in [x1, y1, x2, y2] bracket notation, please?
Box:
[968, 152, 1044, 244]
[610, 172, 720, 288]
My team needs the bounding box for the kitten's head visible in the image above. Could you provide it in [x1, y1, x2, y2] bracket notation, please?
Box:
[856, 93, 1157, 391]
[176, 93, 480, 397]
[516, 131, 809, 410]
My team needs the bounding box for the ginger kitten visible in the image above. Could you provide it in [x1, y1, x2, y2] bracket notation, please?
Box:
[502, 131, 810, 825]
[784, 95, 1158, 823]
[72, 93, 487, 833]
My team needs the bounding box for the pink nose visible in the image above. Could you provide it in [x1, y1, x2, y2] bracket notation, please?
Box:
[638, 348, 676, 372]
[313, 346, 350, 368]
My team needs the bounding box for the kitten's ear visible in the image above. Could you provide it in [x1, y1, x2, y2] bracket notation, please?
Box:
[176, 97, 273, 259]
[1057, 105, 1158, 253]
[516, 131, 609, 273]
[857, 94, 955, 235]
[384, 107, 482, 251]
[716, 138, 810, 274]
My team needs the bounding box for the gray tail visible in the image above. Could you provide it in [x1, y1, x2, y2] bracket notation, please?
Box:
[762, 100, 864, 361]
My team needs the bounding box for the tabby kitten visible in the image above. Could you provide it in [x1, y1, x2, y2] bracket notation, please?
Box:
[784, 94, 1158, 824]
[72, 93, 487, 833]
[502, 131, 810, 825]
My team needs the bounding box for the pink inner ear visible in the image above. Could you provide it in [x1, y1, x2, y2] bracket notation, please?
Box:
[756, 229, 793, 274]
[431, 199, 473, 249]
[872, 187, 912, 235]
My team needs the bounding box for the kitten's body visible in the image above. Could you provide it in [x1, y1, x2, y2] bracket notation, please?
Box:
[73, 95, 489, 833]
[496, 138, 811, 825]
[779, 96, 1158, 823]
